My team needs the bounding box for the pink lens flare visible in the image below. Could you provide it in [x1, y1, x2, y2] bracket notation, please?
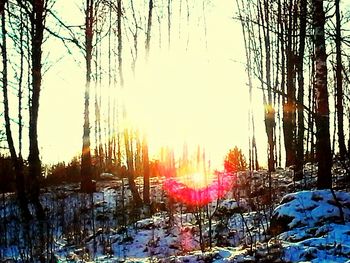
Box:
[163, 171, 234, 206]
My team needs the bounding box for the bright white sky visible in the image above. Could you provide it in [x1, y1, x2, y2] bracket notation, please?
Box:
[38, 0, 267, 169]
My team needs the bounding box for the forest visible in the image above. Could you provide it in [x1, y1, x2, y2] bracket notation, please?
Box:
[1, 0, 350, 262]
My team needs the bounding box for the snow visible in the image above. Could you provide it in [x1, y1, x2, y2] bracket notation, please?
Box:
[219, 199, 248, 212]
[100, 173, 116, 179]
[1, 166, 350, 262]
[272, 190, 350, 262]
[165, 247, 253, 263]
[273, 190, 350, 230]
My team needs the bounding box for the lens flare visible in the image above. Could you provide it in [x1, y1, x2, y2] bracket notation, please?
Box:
[163, 170, 233, 206]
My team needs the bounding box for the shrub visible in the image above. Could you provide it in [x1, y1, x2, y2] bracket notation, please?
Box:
[46, 157, 81, 185]
[224, 146, 247, 173]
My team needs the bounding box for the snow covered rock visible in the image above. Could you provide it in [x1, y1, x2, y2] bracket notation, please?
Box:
[100, 172, 115, 179]
[163, 247, 254, 263]
[270, 190, 350, 262]
[270, 190, 350, 235]
[217, 199, 248, 215]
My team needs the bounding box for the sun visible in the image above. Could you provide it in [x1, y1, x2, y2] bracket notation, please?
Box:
[123, 50, 250, 169]
[189, 172, 212, 189]
[174, 158, 215, 189]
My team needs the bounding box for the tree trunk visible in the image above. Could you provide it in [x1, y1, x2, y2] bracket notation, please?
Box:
[236, 0, 259, 171]
[312, 0, 332, 189]
[167, 0, 171, 49]
[295, 0, 307, 180]
[143, 0, 153, 206]
[18, 4, 24, 157]
[117, 0, 124, 87]
[130, 0, 139, 74]
[117, 0, 142, 206]
[81, 0, 94, 193]
[135, 130, 142, 175]
[94, 21, 101, 173]
[107, 6, 112, 170]
[283, 0, 296, 168]
[261, 0, 275, 173]
[124, 129, 143, 206]
[265, 106, 275, 172]
[29, 0, 46, 219]
[335, 0, 347, 159]
[145, 0, 153, 60]
[142, 136, 150, 205]
[277, 0, 284, 168]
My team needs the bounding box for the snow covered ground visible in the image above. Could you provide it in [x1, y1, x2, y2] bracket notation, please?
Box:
[1, 165, 350, 262]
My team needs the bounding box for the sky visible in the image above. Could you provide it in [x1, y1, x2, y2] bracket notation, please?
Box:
[37, 0, 268, 169]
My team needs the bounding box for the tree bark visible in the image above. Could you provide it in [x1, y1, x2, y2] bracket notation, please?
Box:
[335, 0, 347, 158]
[283, 0, 297, 168]
[18, 4, 24, 157]
[145, 0, 153, 60]
[142, 136, 150, 205]
[117, 0, 124, 87]
[295, 0, 307, 180]
[29, 0, 46, 219]
[81, 0, 94, 193]
[312, 0, 332, 189]
[143, 0, 152, 206]
[135, 131, 142, 175]
[94, 21, 101, 173]
[261, 0, 275, 173]
[167, 0, 171, 49]
[107, 6, 112, 170]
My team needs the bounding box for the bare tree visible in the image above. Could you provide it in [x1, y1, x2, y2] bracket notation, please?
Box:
[335, 0, 347, 159]
[1, 0, 31, 220]
[142, 0, 153, 206]
[259, 0, 276, 173]
[143, 135, 150, 205]
[118, 0, 142, 206]
[81, 0, 94, 193]
[145, 0, 153, 60]
[312, 0, 332, 189]
[167, 0, 171, 49]
[295, 0, 308, 180]
[236, 0, 260, 171]
[283, 0, 297, 168]
[28, 0, 48, 219]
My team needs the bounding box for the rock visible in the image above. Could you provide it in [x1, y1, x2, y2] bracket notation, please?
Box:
[269, 213, 294, 236]
[270, 190, 350, 236]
